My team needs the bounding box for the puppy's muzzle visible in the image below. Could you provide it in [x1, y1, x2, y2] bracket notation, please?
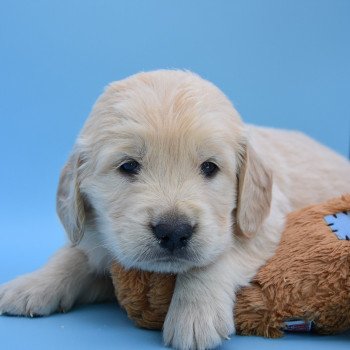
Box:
[151, 214, 194, 252]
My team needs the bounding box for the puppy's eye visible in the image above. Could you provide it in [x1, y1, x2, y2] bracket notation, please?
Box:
[119, 160, 141, 176]
[200, 161, 219, 178]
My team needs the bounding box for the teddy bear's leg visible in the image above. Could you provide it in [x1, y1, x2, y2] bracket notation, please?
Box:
[0, 245, 114, 316]
[235, 284, 284, 338]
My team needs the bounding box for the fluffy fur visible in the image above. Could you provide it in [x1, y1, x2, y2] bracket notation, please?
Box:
[1, 70, 350, 350]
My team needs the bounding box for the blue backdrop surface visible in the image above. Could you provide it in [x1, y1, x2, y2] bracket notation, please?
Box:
[0, 1, 349, 349]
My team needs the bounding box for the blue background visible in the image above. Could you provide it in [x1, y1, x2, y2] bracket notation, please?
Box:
[0, 1, 349, 349]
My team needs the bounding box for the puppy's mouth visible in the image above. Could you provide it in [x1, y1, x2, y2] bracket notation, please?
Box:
[134, 246, 201, 273]
[148, 249, 197, 263]
[151, 254, 192, 264]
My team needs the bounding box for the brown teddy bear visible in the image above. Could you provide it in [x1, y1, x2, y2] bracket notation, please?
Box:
[111, 195, 350, 337]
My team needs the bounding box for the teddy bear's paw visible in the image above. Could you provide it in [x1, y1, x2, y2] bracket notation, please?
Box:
[0, 274, 76, 317]
[163, 294, 234, 350]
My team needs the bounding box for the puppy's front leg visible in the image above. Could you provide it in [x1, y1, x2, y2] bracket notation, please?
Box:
[163, 250, 247, 350]
[0, 245, 113, 316]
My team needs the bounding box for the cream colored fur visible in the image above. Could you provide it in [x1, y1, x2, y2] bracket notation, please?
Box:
[1, 70, 350, 350]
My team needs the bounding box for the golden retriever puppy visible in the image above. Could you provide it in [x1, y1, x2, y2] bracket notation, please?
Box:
[1, 70, 350, 350]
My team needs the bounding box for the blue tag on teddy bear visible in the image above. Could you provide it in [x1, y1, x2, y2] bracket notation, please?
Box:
[324, 211, 350, 240]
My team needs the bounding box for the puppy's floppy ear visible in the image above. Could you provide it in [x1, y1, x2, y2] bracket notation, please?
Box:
[56, 151, 86, 245]
[236, 144, 272, 237]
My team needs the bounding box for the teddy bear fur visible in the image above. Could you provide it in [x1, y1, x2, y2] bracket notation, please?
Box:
[111, 195, 350, 337]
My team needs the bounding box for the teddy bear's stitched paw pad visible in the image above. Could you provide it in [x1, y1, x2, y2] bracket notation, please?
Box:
[0, 275, 75, 317]
[324, 211, 350, 240]
[163, 295, 234, 350]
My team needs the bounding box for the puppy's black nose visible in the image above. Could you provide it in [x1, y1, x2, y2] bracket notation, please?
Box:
[152, 216, 194, 252]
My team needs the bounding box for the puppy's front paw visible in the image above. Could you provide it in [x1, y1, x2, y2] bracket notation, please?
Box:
[163, 293, 234, 350]
[0, 274, 75, 317]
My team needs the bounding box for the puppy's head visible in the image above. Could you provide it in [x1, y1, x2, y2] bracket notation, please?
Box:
[57, 70, 272, 273]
